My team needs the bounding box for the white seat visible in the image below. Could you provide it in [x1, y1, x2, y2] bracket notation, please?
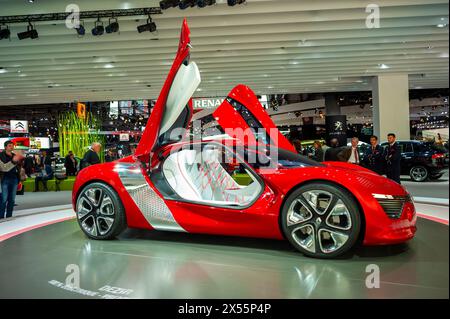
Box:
[163, 150, 202, 201]
[162, 148, 262, 206]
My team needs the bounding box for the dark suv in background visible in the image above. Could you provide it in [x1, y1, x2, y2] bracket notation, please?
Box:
[381, 140, 448, 182]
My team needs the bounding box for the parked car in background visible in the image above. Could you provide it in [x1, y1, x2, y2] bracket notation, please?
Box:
[381, 140, 449, 182]
[54, 157, 66, 175]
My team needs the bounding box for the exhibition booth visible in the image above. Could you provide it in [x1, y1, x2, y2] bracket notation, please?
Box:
[0, 0, 448, 302]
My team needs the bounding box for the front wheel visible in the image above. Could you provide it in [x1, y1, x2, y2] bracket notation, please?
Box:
[281, 183, 361, 259]
[409, 166, 429, 182]
[76, 182, 127, 240]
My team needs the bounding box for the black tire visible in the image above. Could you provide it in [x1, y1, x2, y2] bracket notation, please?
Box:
[409, 166, 429, 182]
[281, 183, 361, 259]
[429, 173, 444, 181]
[75, 182, 127, 240]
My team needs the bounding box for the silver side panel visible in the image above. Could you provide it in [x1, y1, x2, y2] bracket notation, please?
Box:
[115, 162, 186, 232]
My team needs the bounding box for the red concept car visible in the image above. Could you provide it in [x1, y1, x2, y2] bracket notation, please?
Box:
[72, 19, 417, 258]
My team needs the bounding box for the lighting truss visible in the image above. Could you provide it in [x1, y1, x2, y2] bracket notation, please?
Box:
[0, 7, 162, 24]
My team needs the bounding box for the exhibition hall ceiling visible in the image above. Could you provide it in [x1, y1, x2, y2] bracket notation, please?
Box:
[0, 0, 448, 105]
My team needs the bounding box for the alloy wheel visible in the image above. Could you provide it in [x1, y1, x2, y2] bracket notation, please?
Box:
[286, 190, 353, 255]
[77, 187, 115, 237]
[410, 166, 428, 182]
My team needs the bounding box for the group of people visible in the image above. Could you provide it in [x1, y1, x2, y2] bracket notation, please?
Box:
[297, 133, 403, 184]
[0, 141, 103, 220]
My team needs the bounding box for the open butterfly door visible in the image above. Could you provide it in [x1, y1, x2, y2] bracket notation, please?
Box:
[213, 85, 296, 152]
[135, 19, 201, 163]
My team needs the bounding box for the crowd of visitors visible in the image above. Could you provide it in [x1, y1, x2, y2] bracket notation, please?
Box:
[0, 141, 104, 220]
[294, 133, 405, 184]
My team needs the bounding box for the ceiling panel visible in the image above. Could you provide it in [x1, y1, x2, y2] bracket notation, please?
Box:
[0, 0, 448, 105]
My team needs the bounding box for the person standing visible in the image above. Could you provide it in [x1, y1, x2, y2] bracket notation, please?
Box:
[364, 135, 385, 175]
[81, 142, 101, 169]
[24, 154, 35, 177]
[64, 151, 78, 176]
[338, 137, 361, 164]
[385, 133, 402, 184]
[291, 139, 303, 155]
[310, 140, 324, 162]
[324, 138, 342, 161]
[105, 150, 115, 163]
[0, 141, 23, 219]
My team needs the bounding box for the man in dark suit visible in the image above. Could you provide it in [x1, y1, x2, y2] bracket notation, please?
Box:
[364, 135, 385, 175]
[324, 138, 343, 161]
[81, 142, 101, 170]
[385, 133, 402, 184]
[64, 151, 78, 176]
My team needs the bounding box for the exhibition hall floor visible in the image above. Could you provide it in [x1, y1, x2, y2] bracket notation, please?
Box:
[0, 172, 448, 299]
[0, 217, 447, 299]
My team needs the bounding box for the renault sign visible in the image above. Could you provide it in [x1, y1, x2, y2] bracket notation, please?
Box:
[193, 98, 225, 109]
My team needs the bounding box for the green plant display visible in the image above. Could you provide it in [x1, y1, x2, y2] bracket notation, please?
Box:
[58, 111, 105, 163]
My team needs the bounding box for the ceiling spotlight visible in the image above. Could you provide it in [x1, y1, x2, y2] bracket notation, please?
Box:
[227, 0, 246, 6]
[0, 25, 11, 40]
[106, 17, 119, 34]
[160, 0, 180, 10]
[91, 17, 104, 36]
[137, 16, 157, 33]
[75, 20, 85, 36]
[179, 0, 196, 9]
[378, 63, 390, 69]
[197, 0, 216, 7]
[436, 23, 448, 28]
[17, 21, 38, 40]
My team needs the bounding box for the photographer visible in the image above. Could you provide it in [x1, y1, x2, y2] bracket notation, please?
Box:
[0, 141, 24, 219]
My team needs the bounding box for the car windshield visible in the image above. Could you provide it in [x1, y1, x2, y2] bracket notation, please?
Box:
[237, 146, 325, 169]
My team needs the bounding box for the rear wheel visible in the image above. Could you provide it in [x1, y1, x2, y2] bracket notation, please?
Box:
[76, 182, 126, 240]
[410, 166, 428, 182]
[281, 183, 361, 259]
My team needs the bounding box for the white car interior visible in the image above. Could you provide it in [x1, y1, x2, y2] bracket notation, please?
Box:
[159, 61, 201, 137]
[163, 146, 262, 207]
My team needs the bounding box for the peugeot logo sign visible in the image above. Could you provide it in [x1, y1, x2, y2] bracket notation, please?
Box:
[334, 121, 344, 131]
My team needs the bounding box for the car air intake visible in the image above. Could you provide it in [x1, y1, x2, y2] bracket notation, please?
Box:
[375, 195, 411, 219]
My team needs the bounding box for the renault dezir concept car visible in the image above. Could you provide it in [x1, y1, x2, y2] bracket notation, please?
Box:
[73, 20, 417, 258]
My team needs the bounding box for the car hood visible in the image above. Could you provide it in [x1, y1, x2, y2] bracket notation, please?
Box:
[259, 162, 408, 198]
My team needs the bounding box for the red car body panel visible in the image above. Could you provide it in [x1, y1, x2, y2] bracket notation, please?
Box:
[72, 19, 416, 250]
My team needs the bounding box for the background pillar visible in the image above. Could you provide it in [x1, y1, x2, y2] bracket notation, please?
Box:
[372, 74, 410, 141]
